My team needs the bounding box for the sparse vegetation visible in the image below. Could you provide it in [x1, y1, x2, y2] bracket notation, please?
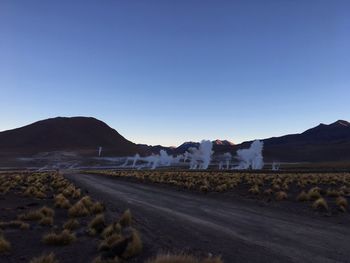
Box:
[312, 198, 329, 211]
[122, 229, 143, 258]
[88, 214, 106, 235]
[0, 235, 11, 253]
[63, 219, 80, 231]
[42, 229, 76, 246]
[29, 253, 59, 263]
[146, 254, 223, 263]
[87, 170, 350, 214]
[0, 171, 146, 261]
[1, 169, 349, 262]
[296, 191, 308, 202]
[119, 209, 132, 228]
[336, 196, 348, 211]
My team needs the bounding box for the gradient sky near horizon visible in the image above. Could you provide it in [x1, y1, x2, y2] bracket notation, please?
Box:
[0, 0, 349, 146]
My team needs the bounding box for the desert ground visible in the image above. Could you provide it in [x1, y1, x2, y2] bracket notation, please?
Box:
[67, 172, 350, 263]
[1, 169, 349, 263]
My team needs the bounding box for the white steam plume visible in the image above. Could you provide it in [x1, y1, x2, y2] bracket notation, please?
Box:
[235, 140, 264, 170]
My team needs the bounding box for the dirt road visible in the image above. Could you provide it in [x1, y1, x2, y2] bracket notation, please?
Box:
[66, 173, 350, 263]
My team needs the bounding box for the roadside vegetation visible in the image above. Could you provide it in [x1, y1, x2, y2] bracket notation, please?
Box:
[87, 170, 350, 214]
[0, 170, 221, 263]
[0, 171, 144, 262]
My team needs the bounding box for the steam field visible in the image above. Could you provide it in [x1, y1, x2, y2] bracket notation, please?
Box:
[86, 170, 350, 214]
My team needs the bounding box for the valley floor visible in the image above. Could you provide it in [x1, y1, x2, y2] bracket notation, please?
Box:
[66, 173, 350, 263]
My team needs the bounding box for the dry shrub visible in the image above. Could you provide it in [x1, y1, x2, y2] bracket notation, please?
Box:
[296, 191, 308, 202]
[199, 185, 209, 192]
[54, 194, 71, 209]
[99, 233, 123, 251]
[72, 189, 81, 199]
[0, 235, 11, 253]
[42, 230, 76, 246]
[263, 188, 273, 196]
[20, 222, 30, 229]
[39, 216, 54, 226]
[19, 206, 54, 221]
[92, 256, 120, 263]
[275, 191, 287, 201]
[336, 196, 348, 212]
[146, 254, 222, 263]
[68, 200, 90, 217]
[326, 189, 340, 197]
[80, 196, 94, 208]
[312, 198, 328, 211]
[248, 185, 259, 195]
[40, 206, 55, 217]
[29, 252, 59, 263]
[119, 209, 132, 228]
[101, 223, 121, 239]
[91, 202, 105, 214]
[0, 220, 29, 230]
[63, 219, 80, 231]
[88, 214, 106, 235]
[19, 210, 43, 221]
[122, 229, 143, 259]
[307, 188, 321, 200]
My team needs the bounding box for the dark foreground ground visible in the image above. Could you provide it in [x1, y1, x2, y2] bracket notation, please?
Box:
[66, 173, 350, 263]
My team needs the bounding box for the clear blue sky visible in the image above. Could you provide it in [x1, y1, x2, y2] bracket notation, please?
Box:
[1, 0, 349, 146]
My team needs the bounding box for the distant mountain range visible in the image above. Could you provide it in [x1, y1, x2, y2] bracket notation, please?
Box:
[0, 117, 349, 162]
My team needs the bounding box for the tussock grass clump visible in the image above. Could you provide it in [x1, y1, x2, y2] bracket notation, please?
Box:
[326, 189, 340, 197]
[19, 210, 43, 221]
[275, 191, 287, 201]
[0, 220, 29, 230]
[72, 188, 81, 199]
[92, 256, 120, 263]
[199, 185, 209, 192]
[296, 191, 308, 202]
[98, 233, 123, 251]
[80, 196, 94, 208]
[0, 235, 11, 253]
[336, 197, 348, 212]
[263, 188, 273, 196]
[122, 229, 143, 258]
[91, 202, 105, 214]
[307, 187, 322, 200]
[146, 254, 223, 263]
[88, 214, 106, 235]
[19, 206, 55, 222]
[63, 219, 80, 231]
[119, 209, 132, 228]
[248, 185, 259, 195]
[101, 223, 122, 239]
[42, 230, 76, 246]
[54, 194, 71, 209]
[39, 216, 54, 226]
[68, 200, 90, 217]
[312, 198, 328, 211]
[40, 206, 55, 217]
[29, 252, 59, 263]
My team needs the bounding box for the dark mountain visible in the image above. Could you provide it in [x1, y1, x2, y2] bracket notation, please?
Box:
[239, 120, 350, 162]
[172, 121, 350, 162]
[0, 117, 140, 156]
[175, 142, 200, 153]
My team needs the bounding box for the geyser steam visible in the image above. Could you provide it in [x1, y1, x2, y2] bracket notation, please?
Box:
[121, 140, 213, 170]
[186, 140, 213, 169]
[235, 140, 264, 170]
